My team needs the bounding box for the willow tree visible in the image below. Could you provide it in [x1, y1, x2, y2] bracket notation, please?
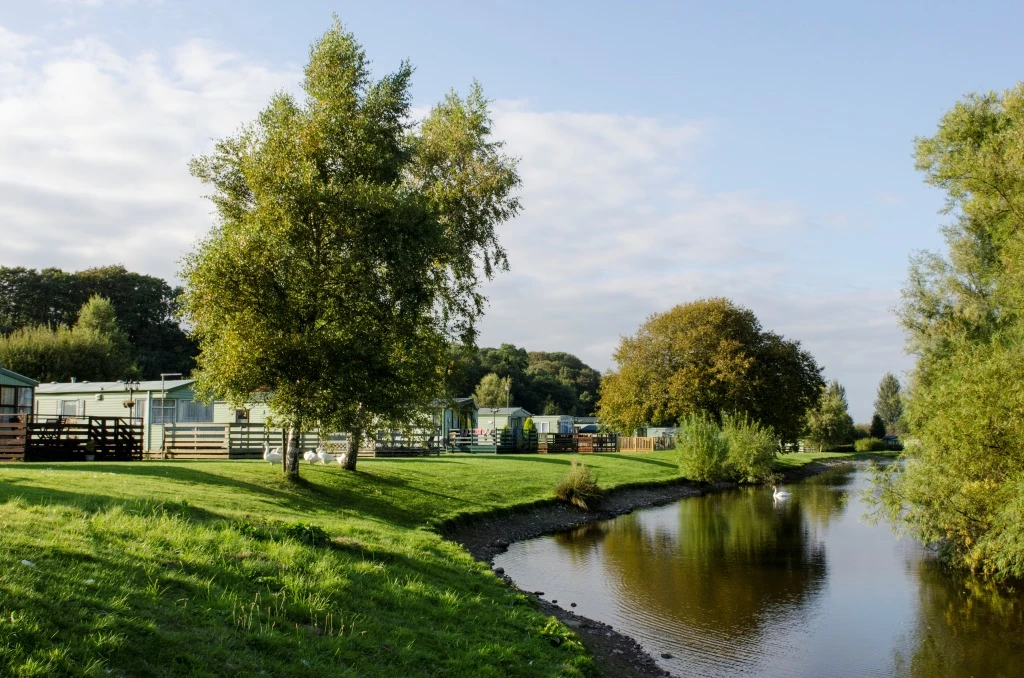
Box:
[182, 21, 519, 475]
[876, 84, 1024, 579]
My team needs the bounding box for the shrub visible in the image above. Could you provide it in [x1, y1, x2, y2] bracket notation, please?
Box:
[854, 437, 887, 452]
[521, 417, 538, 453]
[676, 412, 729, 482]
[721, 413, 777, 483]
[553, 459, 601, 510]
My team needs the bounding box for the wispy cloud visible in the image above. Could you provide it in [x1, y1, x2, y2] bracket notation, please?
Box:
[0, 26, 297, 277]
[0, 26, 911, 419]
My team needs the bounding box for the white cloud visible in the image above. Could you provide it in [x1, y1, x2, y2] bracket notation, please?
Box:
[0, 26, 910, 420]
[479, 106, 913, 420]
[0, 26, 297, 279]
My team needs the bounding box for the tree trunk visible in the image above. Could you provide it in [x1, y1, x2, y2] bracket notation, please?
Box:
[284, 424, 301, 477]
[342, 429, 360, 471]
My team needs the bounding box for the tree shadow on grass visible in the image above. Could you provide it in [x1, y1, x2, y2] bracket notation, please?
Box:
[474, 455, 574, 466]
[605, 455, 679, 469]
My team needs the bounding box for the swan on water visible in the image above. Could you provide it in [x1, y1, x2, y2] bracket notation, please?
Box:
[772, 485, 791, 500]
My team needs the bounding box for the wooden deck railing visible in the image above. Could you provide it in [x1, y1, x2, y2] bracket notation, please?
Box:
[0, 416, 142, 462]
[0, 420, 27, 461]
[617, 436, 674, 452]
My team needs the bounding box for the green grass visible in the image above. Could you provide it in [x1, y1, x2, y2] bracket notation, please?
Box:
[773, 449, 900, 469]
[0, 449, 856, 676]
[0, 452, 682, 677]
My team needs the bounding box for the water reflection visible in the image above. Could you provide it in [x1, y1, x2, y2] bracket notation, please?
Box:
[495, 465, 1024, 677]
[894, 560, 1024, 677]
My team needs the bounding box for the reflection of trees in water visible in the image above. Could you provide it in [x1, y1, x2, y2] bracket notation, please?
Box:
[893, 560, 1024, 677]
[589, 489, 829, 644]
[798, 467, 852, 530]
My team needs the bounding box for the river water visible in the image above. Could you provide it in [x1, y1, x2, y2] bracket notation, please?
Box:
[493, 465, 1024, 677]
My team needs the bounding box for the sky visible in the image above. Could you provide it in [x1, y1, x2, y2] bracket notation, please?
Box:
[1, 0, 1020, 421]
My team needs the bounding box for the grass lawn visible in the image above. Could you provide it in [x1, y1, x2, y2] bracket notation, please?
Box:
[0, 449, 853, 676]
[0, 452, 681, 677]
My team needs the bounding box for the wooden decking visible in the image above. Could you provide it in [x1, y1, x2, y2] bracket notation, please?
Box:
[0, 416, 142, 461]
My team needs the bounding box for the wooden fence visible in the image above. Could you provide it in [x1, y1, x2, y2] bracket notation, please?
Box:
[537, 433, 577, 453]
[617, 436, 675, 452]
[155, 424, 440, 460]
[0, 416, 142, 462]
[0, 420, 27, 461]
[577, 434, 618, 454]
[446, 431, 516, 453]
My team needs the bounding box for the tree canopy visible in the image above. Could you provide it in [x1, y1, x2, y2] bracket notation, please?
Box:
[0, 296, 132, 382]
[878, 84, 1024, 580]
[803, 379, 855, 451]
[873, 372, 903, 435]
[597, 298, 823, 444]
[182, 20, 519, 474]
[0, 265, 195, 377]
[473, 373, 511, 408]
[447, 343, 601, 416]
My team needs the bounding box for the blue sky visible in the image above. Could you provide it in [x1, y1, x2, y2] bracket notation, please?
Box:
[2, 0, 1019, 420]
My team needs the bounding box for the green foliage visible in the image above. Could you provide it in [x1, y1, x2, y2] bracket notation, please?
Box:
[675, 412, 730, 482]
[869, 413, 887, 439]
[721, 413, 778, 484]
[0, 297, 133, 382]
[874, 373, 904, 435]
[675, 412, 776, 483]
[881, 84, 1024, 580]
[521, 416, 538, 453]
[854, 437, 887, 452]
[598, 298, 823, 445]
[803, 379, 855, 452]
[182, 21, 519, 473]
[448, 343, 602, 416]
[0, 265, 196, 377]
[473, 372, 511, 408]
[553, 459, 601, 510]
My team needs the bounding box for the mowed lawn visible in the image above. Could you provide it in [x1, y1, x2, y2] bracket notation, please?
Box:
[0, 450, 848, 677]
[0, 452, 683, 677]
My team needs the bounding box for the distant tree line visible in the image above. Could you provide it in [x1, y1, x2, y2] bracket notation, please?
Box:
[0, 265, 196, 380]
[447, 343, 602, 416]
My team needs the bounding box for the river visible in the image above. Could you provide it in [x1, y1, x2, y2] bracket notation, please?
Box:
[493, 464, 1024, 677]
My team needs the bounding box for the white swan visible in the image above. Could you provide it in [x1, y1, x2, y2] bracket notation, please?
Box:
[262, 442, 283, 464]
[316, 446, 336, 465]
[772, 485, 791, 500]
[303, 449, 318, 464]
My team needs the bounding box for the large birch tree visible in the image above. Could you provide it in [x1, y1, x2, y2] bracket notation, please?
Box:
[182, 20, 519, 475]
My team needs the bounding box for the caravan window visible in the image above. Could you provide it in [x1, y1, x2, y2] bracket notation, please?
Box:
[151, 399, 177, 424]
[60, 400, 79, 417]
[177, 400, 214, 423]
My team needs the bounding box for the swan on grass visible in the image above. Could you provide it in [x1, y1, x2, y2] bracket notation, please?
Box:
[303, 449, 318, 464]
[262, 442, 283, 464]
[316, 447, 336, 465]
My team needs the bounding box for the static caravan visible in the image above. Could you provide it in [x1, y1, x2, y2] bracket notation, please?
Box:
[34, 379, 271, 453]
[0, 366, 37, 422]
[530, 414, 574, 434]
[432, 397, 477, 438]
[477, 407, 531, 436]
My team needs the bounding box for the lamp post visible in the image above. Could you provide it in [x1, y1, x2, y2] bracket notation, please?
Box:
[122, 379, 140, 420]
